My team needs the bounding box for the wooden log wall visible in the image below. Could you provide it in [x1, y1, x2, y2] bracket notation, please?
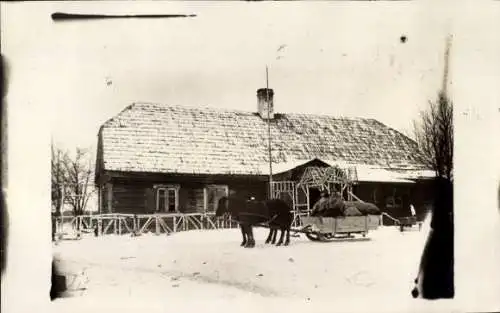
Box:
[107, 177, 267, 215]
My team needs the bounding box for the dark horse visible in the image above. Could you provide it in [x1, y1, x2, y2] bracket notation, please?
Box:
[215, 196, 293, 248]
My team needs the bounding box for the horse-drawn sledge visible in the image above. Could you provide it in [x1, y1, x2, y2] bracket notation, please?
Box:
[295, 191, 382, 241]
[216, 190, 382, 247]
[299, 214, 381, 241]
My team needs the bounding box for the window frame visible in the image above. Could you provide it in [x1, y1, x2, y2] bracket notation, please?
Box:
[386, 187, 403, 209]
[154, 184, 180, 213]
[204, 184, 229, 213]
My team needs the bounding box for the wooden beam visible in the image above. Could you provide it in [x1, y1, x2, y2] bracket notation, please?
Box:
[203, 187, 207, 213]
[348, 190, 365, 203]
[98, 185, 102, 214]
[106, 182, 113, 213]
[104, 170, 270, 183]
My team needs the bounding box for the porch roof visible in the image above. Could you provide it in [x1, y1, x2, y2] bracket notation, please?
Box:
[258, 158, 435, 184]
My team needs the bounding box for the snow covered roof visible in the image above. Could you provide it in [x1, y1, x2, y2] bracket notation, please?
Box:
[257, 159, 326, 176]
[98, 102, 429, 176]
[354, 166, 433, 184]
[324, 160, 435, 183]
[257, 158, 435, 184]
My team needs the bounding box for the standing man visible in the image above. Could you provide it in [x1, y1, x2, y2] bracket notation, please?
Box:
[410, 203, 416, 217]
[410, 203, 421, 231]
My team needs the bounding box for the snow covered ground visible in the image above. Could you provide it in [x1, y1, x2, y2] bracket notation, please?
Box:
[50, 219, 498, 313]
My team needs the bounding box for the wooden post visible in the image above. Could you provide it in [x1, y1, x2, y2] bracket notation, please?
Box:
[306, 187, 311, 216]
[97, 185, 102, 215]
[97, 217, 102, 236]
[265, 67, 273, 199]
[133, 215, 138, 235]
[155, 216, 160, 235]
[203, 187, 208, 214]
[106, 182, 113, 213]
[78, 217, 83, 236]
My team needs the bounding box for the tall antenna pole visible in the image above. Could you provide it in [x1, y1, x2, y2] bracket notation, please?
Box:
[266, 65, 273, 198]
[442, 34, 452, 96]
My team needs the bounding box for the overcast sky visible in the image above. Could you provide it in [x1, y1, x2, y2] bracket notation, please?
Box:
[2, 1, 499, 156]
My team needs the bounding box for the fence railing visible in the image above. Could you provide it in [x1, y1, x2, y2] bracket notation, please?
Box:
[380, 212, 400, 226]
[53, 212, 241, 238]
[53, 210, 391, 241]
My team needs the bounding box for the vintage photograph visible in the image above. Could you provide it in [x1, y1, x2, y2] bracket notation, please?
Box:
[48, 0, 451, 304]
[2, 1, 499, 313]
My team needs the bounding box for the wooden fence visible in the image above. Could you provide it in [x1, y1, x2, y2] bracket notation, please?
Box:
[53, 212, 241, 239]
[53, 210, 387, 239]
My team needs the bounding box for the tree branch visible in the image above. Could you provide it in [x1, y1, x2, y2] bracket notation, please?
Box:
[413, 92, 453, 181]
[51, 144, 96, 216]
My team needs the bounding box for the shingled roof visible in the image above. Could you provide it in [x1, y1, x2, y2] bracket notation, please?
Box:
[98, 102, 428, 176]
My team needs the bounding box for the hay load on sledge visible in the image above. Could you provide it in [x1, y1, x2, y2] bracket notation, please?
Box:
[265, 161, 386, 242]
[299, 190, 382, 241]
[311, 191, 381, 217]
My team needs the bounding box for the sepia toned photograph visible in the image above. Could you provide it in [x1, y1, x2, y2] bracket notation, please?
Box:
[1, 1, 499, 313]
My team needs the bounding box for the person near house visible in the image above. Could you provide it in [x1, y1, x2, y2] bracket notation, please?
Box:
[410, 203, 416, 217]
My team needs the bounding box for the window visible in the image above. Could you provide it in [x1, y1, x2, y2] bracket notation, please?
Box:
[156, 185, 179, 213]
[386, 196, 396, 208]
[386, 188, 402, 208]
[204, 185, 229, 212]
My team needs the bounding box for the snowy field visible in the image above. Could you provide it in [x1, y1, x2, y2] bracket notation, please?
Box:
[50, 219, 499, 313]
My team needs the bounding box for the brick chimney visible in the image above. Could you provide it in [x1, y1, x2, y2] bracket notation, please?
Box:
[257, 88, 274, 120]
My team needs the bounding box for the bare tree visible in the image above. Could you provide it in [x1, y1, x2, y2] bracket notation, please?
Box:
[51, 144, 95, 216]
[51, 143, 68, 216]
[413, 91, 453, 181]
[63, 148, 95, 216]
[413, 34, 454, 182]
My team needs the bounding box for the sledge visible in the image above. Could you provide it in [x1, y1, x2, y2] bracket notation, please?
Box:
[398, 216, 422, 232]
[296, 214, 381, 241]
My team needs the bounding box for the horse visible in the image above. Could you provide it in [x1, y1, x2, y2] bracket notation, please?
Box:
[264, 200, 294, 246]
[215, 196, 293, 248]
